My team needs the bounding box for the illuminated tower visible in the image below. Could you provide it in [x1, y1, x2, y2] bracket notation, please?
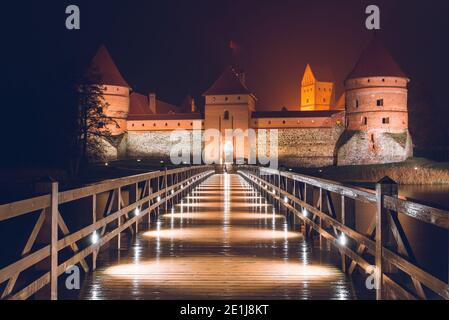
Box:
[300, 64, 335, 111]
[203, 67, 256, 164]
[89, 45, 131, 136]
[337, 38, 413, 165]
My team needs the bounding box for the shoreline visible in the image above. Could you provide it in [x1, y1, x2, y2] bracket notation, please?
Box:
[294, 158, 449, 185]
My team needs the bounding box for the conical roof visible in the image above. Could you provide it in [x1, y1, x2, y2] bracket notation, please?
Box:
[129, 93, 150, 115]
[203, 66, 252, 96]
[89, 45, 130, 87]
[346, 37, 407, 80]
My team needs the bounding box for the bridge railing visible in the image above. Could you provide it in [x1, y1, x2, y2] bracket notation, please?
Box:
[0, 165, 214, 300]
[237, 165, 449, 300]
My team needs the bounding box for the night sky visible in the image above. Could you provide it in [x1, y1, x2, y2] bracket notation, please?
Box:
[2, 0, 449, 167]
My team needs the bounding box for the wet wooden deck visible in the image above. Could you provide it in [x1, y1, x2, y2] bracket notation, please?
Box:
[79, 174, 358, 300]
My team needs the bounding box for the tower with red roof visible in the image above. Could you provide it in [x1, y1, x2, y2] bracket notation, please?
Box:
[337, 37, 413, 165]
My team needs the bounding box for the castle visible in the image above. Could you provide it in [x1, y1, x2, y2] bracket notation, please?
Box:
[88, 37, 413, 167]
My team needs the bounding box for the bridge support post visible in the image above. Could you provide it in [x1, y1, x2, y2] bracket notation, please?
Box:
[117, 187, 122, 250]
[164, 167, 168, 212]
[318, 188, 324, 249]
[130, 183, 138, 234]
[375, 177, 398, 300]
[50, 182, 59, 301]
[92, 194, 98, 271]
[341, 195, 355, 272]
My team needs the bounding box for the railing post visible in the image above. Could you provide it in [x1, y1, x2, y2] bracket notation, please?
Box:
[130, 183, 138, 233]
[50, 182, 59, 301]
[277, 170, 281, 211]
[341, 195, 355, 273]
[92, 194, 97, 271]
[118, 187, 122, 250]
[164, 167, 168, 212]
[148, 179, 153, 225]
[375, 176, 398, 300]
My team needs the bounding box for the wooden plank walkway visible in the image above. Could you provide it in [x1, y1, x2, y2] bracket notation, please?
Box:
[79, 174, 358, 300]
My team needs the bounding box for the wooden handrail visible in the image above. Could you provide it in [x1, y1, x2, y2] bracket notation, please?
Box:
[0, 165, 214, 300]
[241, 165, 449, 228]
[238, 167, 449, 300]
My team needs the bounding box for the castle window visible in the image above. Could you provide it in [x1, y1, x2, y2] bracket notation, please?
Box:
[382, 79, 385, 82]
[224, 111, 230, 120]
[377, 99, 384, 107]
[225, 97, 229, 101]
[268, 121, 272, 125]
[153, 123, 156, 127]
[132, 124, 135, 127]
[323, 98, 326, 103]
[178, 123, 181, 127]
[362, 117, 368, 125]
[355, 100, 359, 108]
[382, 117, 390, 124]
[238, 96, 241, 100]
[283, 121, 286, 124]
[142, 124, 145, 127]
[165, 123, 168, 127]
[367, 79, 371, 83]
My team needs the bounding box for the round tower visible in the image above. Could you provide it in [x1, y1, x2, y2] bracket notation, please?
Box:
[89, 45, 130, 136]
[337, 38, 413, 165]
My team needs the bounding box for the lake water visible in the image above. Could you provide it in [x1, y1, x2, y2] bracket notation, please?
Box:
[399, 184, 449, 210]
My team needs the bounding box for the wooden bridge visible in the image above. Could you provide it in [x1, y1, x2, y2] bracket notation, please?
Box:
[1, 165, 448, 300]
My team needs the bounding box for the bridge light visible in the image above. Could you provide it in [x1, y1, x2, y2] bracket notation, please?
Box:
[339, 233, 347, 246]
[91, 231, 99, 245]
[157, 196, 161, 202]
[135, 208, 141, 216]
[414, 167, 419, 171]
[302, 208, 308, 217]
[105, 162, 109, 166]
[284, 196, 289, 203]
[171, 190, 175, 195]
[137, 159, 141, 162]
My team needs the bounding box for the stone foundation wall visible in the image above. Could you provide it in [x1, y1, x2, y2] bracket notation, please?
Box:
[89, 134, 127, 162]
[96, 127, 346, 168]
[337, 129, 413, 166]
[127, 131, 203, 161]
[276, 127, 344, 167]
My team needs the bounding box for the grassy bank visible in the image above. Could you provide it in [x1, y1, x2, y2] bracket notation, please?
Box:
[295, 158, 449, 185]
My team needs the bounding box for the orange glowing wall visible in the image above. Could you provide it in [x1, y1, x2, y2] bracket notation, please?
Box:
[300, 65, 335, 111]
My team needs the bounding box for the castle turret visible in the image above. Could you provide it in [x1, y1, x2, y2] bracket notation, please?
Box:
[300, 64, 335, 111]
[89, 45, 131, 136]
[337, 38, 413, 165]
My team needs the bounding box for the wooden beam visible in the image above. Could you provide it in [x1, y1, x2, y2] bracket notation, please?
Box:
[375, 177, 398, 300]
[50, 182, 58, 301]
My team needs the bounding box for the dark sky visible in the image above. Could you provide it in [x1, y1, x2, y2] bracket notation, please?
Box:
[1, 0, 449, 166]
